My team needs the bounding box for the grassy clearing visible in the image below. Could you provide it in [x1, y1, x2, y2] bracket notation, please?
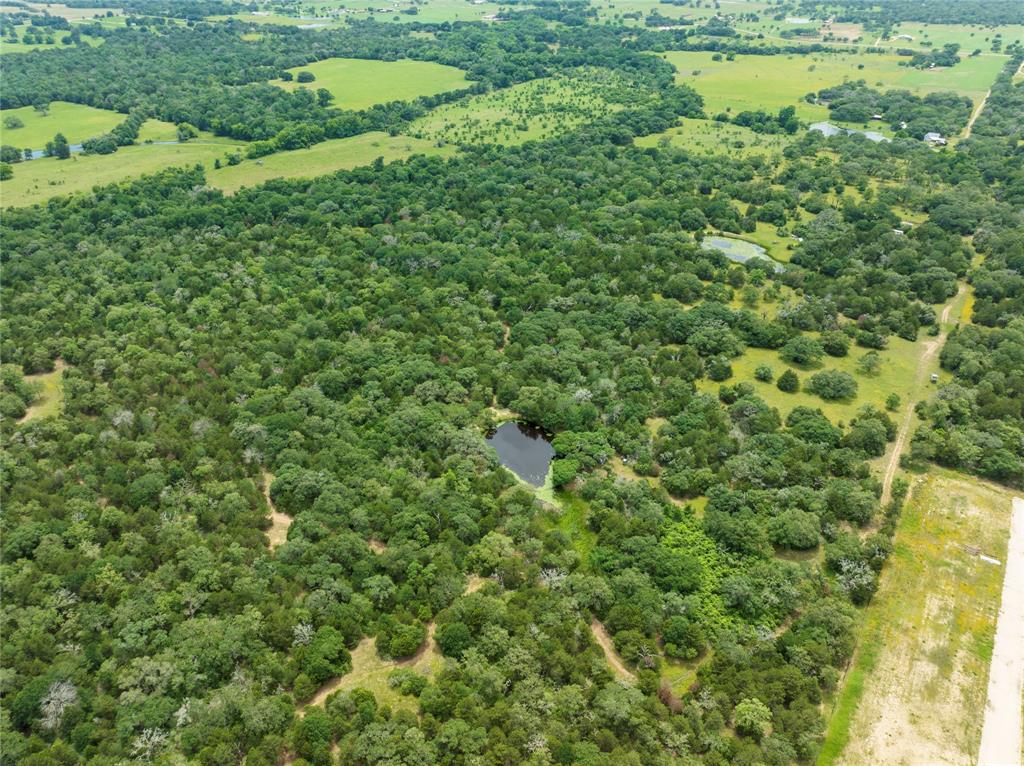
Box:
[550, 489, 597, 566]
[0, 139, 241, 207]
[409, 71, 637, 146]
[135, 119, 181, 143]
[208, 132, 454, 194]
[695, 333, 927, 426]
[0, 101, 124, 149]
[661, 51, 1004, 122]
[305, 632, 443, 715]
[18, 361, 66, 423]
[635, 117, 793, 158]
[0, 25, 103, 54]
[270, 57, 470, 110]
[887, 22, 1024, 53]
[819, 469, 1013, 765]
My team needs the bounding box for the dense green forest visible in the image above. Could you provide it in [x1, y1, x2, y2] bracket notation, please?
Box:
[1, 2, 1022, 765]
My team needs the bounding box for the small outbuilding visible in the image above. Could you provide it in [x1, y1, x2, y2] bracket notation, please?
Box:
[923, 132, 947, 146]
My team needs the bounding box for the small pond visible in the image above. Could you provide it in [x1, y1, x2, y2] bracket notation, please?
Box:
[809, 122, 890, 143]
[701, 235, 784, 273]
[486, 421, 554, 487]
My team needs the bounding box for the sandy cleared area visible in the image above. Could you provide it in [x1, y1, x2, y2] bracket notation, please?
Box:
[836, 472, 1011, 766]
[590, 620, 636, 683]
[261, 472, 292, 550]
[977, 497, 1024, 766]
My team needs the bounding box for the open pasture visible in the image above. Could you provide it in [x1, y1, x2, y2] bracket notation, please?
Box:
[636, 116, 793, 157]
[0, 24, 104, 54]
[819, 470, 1014, 766]
[208, 131, 454, 193]
[662, 50, 1004, 121]
[271, 57, 470, 110]
[408, 71, 644, 146]
[0, 139, 241, 207]
[887, 22, 1024, 53]
[0, 101, 124, 150]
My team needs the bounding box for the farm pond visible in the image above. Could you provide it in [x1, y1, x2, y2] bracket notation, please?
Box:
[701, 235, 784, 273]
[486, 421, 554, 487]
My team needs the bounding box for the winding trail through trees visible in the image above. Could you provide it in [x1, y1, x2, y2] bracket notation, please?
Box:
[590, 620, 636, 683]
[878, 286, 965, 506]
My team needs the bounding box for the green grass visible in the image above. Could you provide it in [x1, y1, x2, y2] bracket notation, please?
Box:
[661, 50, 1004, 122]
[818, 469, 1012, 765]
[0, 101, 125, 149]
[636, 117, 794, 158]
[1, 140, 242, 207]
[135, 119, 181, 143]
[408, 71, 643, 146]
[19, 362, 65, 422]
[887, 22, 1024, 53]
[271, 57, 470, 110]
[317, 636, 441, 713]
[695, 332, 930, 426]
[0, 25, 104, 54]
[207, 132, 455, 194]
[550, 490, 597, 566]
[1, 131, 452, 205]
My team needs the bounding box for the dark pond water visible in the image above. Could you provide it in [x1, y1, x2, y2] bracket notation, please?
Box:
[486, 421, 554, 487]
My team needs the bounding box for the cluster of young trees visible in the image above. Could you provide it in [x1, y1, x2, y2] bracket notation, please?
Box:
[719, 105, 800, 135]
[815, 80, 973, 139]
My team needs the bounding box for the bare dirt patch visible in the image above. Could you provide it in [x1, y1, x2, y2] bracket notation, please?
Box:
[833, 471, 1013, 766]
[977, 496, 1024, 766]
[590, 619, 636, 683]
[261, 471, 292, 550]
[367, 538, 388, 554]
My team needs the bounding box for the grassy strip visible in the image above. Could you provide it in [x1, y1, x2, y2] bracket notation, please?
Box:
[816, 616, 883, 765]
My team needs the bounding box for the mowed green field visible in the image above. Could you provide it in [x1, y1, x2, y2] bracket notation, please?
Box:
[662, 51, 1006, 120]
[636, 117, 793, 157]
[271, 58, 470, 110]
[208, 131, 455, 193]
[0, 101, 124, 148]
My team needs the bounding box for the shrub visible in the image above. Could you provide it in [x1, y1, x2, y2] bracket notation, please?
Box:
[296, 70, 316, 83]
[779, 336, 824, 366]
[820, 330, 850, 357]
[776, 369, 800, 392]
[807, 370, 858, 400]
[754, 364, 773, 382]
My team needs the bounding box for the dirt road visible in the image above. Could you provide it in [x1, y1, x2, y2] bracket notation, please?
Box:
[977, 496, 1024, 766]
[878, 287, 964, 506]
[962, 90, 991, 140]
[590, 620, 636, 683]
